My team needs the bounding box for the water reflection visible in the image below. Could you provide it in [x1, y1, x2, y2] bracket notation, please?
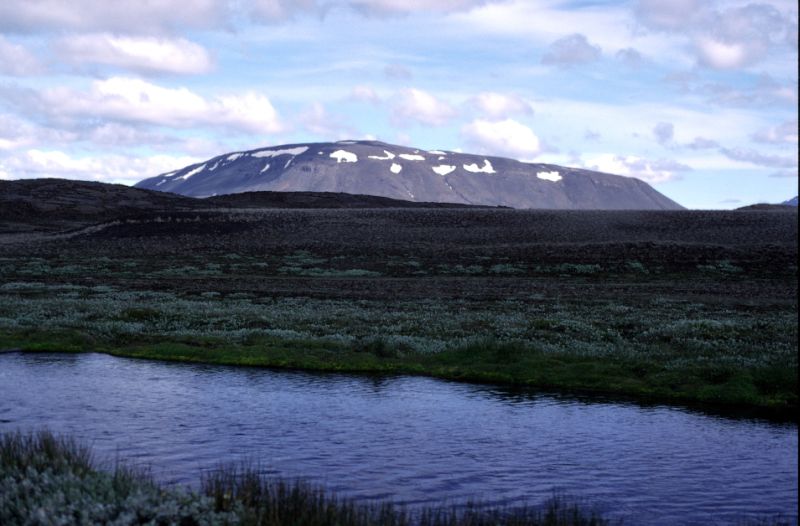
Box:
[0, 352, 796, 526]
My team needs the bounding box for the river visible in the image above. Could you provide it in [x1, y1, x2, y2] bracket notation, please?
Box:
[0, 352, 796, 524]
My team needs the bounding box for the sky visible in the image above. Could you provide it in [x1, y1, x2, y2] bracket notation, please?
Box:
[0, 0, 797, 209]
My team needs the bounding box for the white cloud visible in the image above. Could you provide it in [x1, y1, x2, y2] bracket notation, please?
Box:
[56, 34, 213, 75]
[752, 120, 798, 144]
[38, 77, 282, 134]
[634, 0, 703, 31]
[468, 92, 532, 119]
[0, 149, 200, 184]
[350, 85, 381, 103]
[300, 101, 353, 138]
[392, 88, 456, 126]
[249, 0, 320, 22]
[0, 0, 225, 35]
[461, 118, 540, 160]
[635, 1, 796, 71]
[541, 33, 601, 67]
[349, 0, 491, 15]
[583, 154, 691, 184]
[0, 36, 42, 75]
[695, 37, 750, 70]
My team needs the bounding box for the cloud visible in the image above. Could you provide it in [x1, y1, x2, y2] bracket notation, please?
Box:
[686, 137, 719, 150]
[584, 154, 691, 184]
[584, 130, 601, 141]
[0, 149, 200, 184]
[349, 85, 381, 103]
[769, 170, 798, 178]
[719, 147, 797, 168]
[383, 64, 413, 80]
[752, 120, 798, 144]
[23, 77, 282, 134]
[248, 0, 321, 22]
[541, 33, 601, 67]
[616, 47, 645, 68]
[0, 0, 225, 35]
[653, 121, 674, 145]
[681, 74, 797, 108]
[461, 118, 541, 160]
[635, 1, 796, 71]
[0, 0, 501, 33]
[634, 0, 703, 31]
[696, 3, 791, 70]
[55, 34, 213, 75]
[392, 88, 456, 126]
[299, 101, 354, 138]
[467, 92, 532, 119]
[348, 0, 491, 15]
[85, 123, 169, 147]
[0, 36, 42, 75]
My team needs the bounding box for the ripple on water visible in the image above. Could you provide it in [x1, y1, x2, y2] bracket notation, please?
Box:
[0, 352, 796, 525]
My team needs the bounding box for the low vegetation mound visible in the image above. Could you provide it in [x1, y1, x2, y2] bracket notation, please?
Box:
[0, 431, 608, 526]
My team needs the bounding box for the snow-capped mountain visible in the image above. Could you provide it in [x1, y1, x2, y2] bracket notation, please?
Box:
[135, 140, 683, 210]
[782, 196, 798, 206]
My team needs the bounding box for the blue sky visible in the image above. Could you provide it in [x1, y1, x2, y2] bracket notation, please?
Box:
[0, 0, 796, 208]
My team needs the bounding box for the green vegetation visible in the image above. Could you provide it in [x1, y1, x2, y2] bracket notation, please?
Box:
[0, 277, 795, 413]
[0, 208, 796, 416]
[1, 430, 608, 526]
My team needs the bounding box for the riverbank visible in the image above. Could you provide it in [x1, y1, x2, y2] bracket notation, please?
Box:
[0, 430, 607, 526]
[0, 208, 796, 416]
[1, 317, 796, 418]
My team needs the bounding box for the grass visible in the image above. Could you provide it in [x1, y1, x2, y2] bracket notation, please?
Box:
[0, 275, 795, 414]
[0, 430, 609, 526]
[1, 321, 796, 415]
[0, 208, 796, 416]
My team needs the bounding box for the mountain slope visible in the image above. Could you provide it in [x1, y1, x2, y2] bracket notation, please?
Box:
[135, 140, 683, 210]
[783, 196, 798, 206]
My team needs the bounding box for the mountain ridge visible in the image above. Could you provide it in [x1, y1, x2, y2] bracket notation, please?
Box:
[135, 140, 684, 210]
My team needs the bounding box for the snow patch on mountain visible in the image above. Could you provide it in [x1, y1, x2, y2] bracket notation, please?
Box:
[537, 171, 562, 182]
[368, 150, 396, 160]
[463, 160, 495, 174]
[331, 150, 358, 163]
[399, 153, 425, 161]
[432, 165, 456, 176]
[252, 146, 309, 158]
[227, 153, 244, 162]
[390, 163, 402, 174]
[260, 163, 271, 173]
[180, 164, 206, 180]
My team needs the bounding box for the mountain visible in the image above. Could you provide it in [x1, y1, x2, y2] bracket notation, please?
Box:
[135, 140, 683, 210]
[783, 196, 798, 206]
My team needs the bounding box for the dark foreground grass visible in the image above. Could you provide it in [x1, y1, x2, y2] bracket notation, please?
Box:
[0, 431, 608, 526]
[1, 327, 796, 418]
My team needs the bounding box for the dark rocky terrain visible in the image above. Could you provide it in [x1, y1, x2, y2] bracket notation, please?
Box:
[135, 140, 684, 210]
[0, 179, 493, 233]
[0, 176, 796, 414]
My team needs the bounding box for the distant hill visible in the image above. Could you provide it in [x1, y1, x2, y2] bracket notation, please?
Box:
[783, 196, 798, 206]
[135, 140, 684, 210]
[0, 178, 498, 232]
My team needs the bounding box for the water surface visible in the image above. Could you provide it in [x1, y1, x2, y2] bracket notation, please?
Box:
[0, 352, 796, 525]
